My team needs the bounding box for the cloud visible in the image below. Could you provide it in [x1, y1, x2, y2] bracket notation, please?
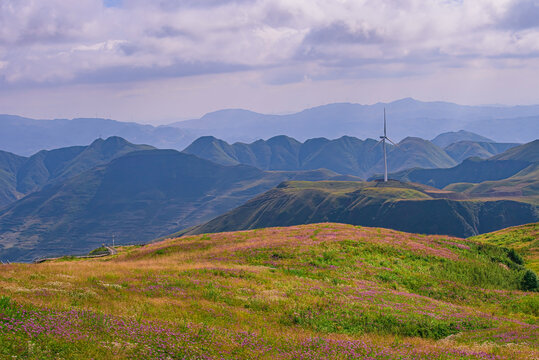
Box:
[500, 0, 539, 30]
[0, 0, 538, 90]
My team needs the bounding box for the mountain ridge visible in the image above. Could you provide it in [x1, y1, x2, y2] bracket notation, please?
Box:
[184, 180, 538, 238]
[0, 149, 359, 262]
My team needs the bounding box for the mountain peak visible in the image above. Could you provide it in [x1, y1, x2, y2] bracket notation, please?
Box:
[431, 130, 493, 148]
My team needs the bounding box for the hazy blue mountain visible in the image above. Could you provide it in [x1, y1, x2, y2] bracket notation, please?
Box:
[0, 114, 193, 156]
[171, 98, 539, 143]
[445, 162, 539, 198]
[431, 130, 493, 148]
[490, 140, 539, 162]
[372, 137, 457, 174]
[371, 140, 539, 189]
[0, 150, 357, 262]
[3, 99, 538, 156]
[16, 137, 154, 195]
[444, 141, 520, 163]
[184, 135, 455, 178]
[184, 180, 538, 238]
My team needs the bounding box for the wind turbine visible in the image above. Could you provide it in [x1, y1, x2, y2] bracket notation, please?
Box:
[376, 108, 398, 182]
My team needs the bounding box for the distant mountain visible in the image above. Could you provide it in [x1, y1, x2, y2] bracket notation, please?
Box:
[184, 135, 455, 179]
[431, 130, 493, 148]
[444, 141, 519, 163]
[380, 158, 531, 189]
[184, 180, 538, 238]
[372, 140, 539, 189]
[0, 114, 194, 156]
[171, 98, 539, 143]
[490, 140, 539, 162]
[372, 137, 456, 174]
[0, 151, 28, 207]
[445, 162, 539, 198]
[0, 150, 357, 262]
[3, 99, 538, 156]
[16, 136, 154, 194]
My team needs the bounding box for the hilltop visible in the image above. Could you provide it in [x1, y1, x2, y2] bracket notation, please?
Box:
[0, 223, 537, 359]
[184, 180, 538, 238]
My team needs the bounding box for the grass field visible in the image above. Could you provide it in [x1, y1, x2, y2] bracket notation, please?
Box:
[470, 223, 538, 273]
[0, 223, 537, 359]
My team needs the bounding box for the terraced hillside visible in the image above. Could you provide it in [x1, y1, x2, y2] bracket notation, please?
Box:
[0, 223, 537, 359]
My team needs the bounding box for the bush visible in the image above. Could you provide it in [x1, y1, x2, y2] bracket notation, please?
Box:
[507, 248, 524, 265]
[521, 270, 538, 292]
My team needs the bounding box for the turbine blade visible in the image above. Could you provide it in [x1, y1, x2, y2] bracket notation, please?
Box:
[370, 139, 384, 151]
[386, 138, 399, 147]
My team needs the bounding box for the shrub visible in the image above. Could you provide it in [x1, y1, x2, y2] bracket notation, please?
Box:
[521, 270, 539, 292]
[507, 248, 524, 265]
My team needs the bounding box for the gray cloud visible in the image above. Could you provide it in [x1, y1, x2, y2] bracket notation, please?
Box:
[1, 0, 539, 90]
[73, 61, 251, 84]
[303, 22, 385, 45]
[501, 0, 539, 30]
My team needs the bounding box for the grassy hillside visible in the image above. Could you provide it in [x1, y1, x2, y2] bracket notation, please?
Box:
[186, 180, 538, 238]
[470, 223, 538, 273]
[0, 223, 537, 359]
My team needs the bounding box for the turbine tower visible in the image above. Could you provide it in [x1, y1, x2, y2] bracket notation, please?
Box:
[377, 108, 398, 182]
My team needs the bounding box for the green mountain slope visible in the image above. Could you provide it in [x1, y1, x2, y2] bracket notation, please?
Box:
[185, 181, 538, 238]
[16, 136, 154, 194]
[375, 139, 539, 189]
[1, 223, 536, 359]
[0, 151, 356, 262]
[184, 135, 455, 178]
[431, 130, 493, 148]
[444, 141, 519, 163]
[0, 151, 27, 208]
[379, 157, 532, 189]
[445, 162, 539, 198]
[491, 139, 539, 162]
[373, 137, 457, 174]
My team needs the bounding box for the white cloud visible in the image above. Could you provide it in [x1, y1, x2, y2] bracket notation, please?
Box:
[0, 0, 538, 121]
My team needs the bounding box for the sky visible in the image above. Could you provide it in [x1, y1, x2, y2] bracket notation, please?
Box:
[1, 0, 539, 124]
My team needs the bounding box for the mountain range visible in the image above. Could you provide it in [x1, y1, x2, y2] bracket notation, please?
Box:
[0, 137, 153, 208]
[0, 148, 357, 262]
[0, 130, 536, 262]
[377, 140, 539, 191]
[183, 134, 518, 179]
[170, 98, 539, 143]
[0, 115, 191, 156]
[2, 98, 539, 156]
